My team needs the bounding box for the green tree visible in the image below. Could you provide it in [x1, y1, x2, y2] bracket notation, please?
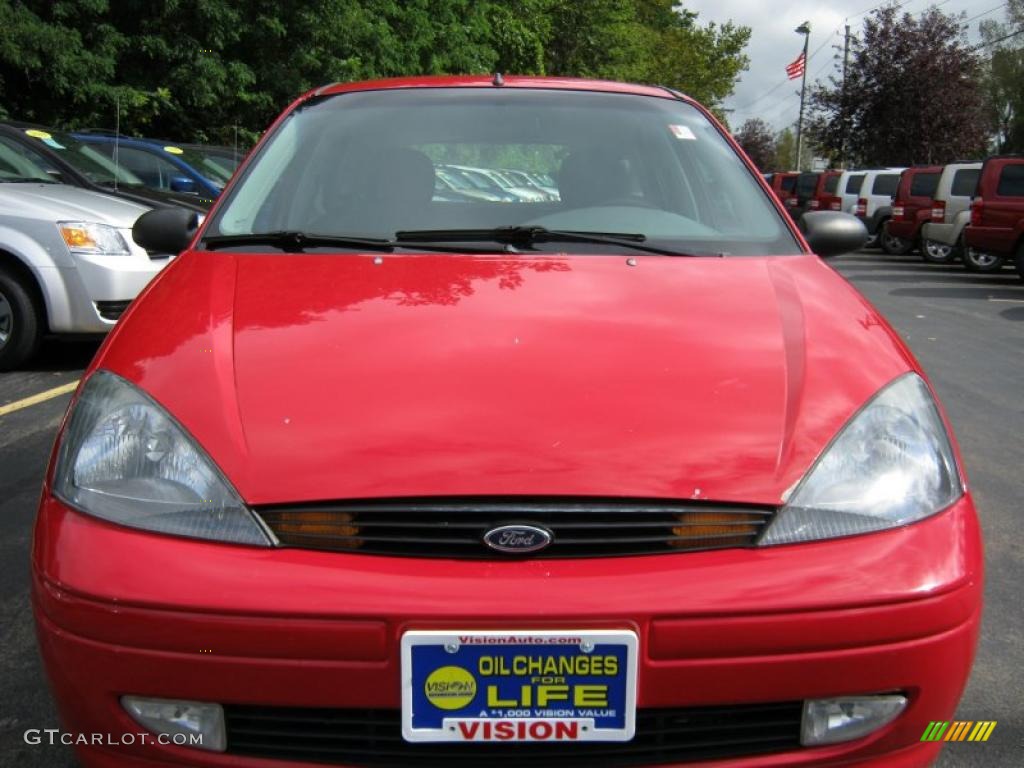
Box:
[979, 2, 1024, 153]
[774, 128, 795, 171]
[0, 0, 751, 144]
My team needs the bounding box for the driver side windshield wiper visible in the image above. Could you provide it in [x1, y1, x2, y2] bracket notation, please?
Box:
[394, 226, 711, 257]
[201, 231, 508, 254]
[203, 231, 396, 252]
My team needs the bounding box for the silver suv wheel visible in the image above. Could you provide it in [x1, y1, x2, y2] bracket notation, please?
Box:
[921, 239, 953, 264]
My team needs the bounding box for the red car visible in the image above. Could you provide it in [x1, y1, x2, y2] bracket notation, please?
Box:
[963, 155, 1024, 274]
[34, 77, 981, 768]
[882, 166, 942, 256]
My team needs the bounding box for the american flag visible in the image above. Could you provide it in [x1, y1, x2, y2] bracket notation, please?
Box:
[785, 52, 806, 80]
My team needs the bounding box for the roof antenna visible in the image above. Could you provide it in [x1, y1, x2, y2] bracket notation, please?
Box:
[492, 72, 504, 87]
[113, 94, 120, 191]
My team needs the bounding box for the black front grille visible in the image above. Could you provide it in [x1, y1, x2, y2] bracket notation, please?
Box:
[94, 300, 131, 321]
[224, 703, 803, 767]
[255, 498, 775, 559]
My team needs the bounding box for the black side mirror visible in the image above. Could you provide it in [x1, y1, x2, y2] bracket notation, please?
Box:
[799, 211, 868, 258]
[132, 208, 199, 255]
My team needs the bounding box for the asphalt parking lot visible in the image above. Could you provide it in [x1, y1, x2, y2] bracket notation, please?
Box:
[0, 251, 1021, 767]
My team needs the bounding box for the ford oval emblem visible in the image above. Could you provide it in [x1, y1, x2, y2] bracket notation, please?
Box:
[483, 524, 553, 554]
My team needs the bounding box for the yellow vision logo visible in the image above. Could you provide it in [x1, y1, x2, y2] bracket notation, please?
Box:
[921, 721, 996, 742]
[424, 666, 477, 710]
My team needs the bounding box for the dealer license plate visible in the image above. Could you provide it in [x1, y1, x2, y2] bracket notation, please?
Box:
[401, 629, 638, 743]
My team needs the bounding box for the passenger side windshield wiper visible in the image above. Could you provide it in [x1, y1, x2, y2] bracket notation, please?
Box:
[201, 231, 507, 254]
[395, 226, 710, 257]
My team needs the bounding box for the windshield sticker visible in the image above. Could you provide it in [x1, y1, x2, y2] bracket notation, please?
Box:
[25, 129, 52, 140]
[668, 124, 696, 140]
[43, 138, 66, 149]
[163, 146, 184, 155]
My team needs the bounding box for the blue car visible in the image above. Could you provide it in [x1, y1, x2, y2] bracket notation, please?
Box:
[72, 133, 231, 201]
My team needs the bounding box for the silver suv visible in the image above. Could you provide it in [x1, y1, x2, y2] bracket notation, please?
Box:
[918, 162, 982, 264]
[853, 168, 905, 248]
[0, 149, 172, 369]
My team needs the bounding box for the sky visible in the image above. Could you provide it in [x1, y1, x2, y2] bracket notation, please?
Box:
[688, 0, 1010, 132]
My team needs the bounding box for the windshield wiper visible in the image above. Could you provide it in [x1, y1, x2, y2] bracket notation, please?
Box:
[395, 226, 708, 257]
[203, 231, 398, 252]
[201, 230, 508, 254]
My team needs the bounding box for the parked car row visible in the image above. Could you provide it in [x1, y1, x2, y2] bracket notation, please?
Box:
[0, 121, 244, 369]
[434, 164, 559, 202]
[767, 158, 1024, 280]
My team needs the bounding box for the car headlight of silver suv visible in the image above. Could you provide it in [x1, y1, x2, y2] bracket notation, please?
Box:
[761, 373, 962, 545]
[53, 371, 271, 545]
[57, 221, 131, 256]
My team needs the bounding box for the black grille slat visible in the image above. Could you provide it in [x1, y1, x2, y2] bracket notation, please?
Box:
[94, 300, 132, 321]
[256, 498, 775, 559]
[224, 704, 803, 767]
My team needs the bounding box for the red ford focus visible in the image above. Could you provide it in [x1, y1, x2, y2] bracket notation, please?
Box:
[33, 77, 981, 768]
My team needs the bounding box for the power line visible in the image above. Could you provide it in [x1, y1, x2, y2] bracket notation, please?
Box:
[730, 27, 839, 113]
[970, 25, 1024, 49]
[962, 2, 1009, 27]
[847, 0, 913, 22]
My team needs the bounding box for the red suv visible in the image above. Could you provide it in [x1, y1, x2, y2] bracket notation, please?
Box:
[768, 171, 799, 210]
[788, 170, 842, 221]
[964, 155, 1024, 274]
[882, 166, 942, 256]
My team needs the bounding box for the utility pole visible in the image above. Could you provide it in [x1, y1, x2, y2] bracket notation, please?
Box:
[840, 24, 850, 168]
[795, 22, 811, 172]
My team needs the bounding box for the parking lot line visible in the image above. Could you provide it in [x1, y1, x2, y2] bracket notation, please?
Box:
[0, 381, 79, 417]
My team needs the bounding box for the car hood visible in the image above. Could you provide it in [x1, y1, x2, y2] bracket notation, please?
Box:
[98, 252, 916, 506]
[0, 182, 150, 226]
[101, 184, 214, 213]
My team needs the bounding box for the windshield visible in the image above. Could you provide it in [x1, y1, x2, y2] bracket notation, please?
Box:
[21, 129, 144, 186]
[208, 88, 798, 256]
[0, 135, 60, 182]
[152, 145, 231, 188]
[176, 147, 234, 185]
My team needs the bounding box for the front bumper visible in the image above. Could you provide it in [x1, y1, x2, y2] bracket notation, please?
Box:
[49, 234, 171, 333]
[919, 222, 957, 247]
[32, 495, 982, 768]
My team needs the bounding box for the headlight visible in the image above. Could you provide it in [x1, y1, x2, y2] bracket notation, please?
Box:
[57, 221, 131, 256]
[761, 373, 962, 545]
[53, 371, 270, 545]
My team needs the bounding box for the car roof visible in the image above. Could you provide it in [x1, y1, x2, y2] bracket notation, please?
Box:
[311, 75, 684, 101]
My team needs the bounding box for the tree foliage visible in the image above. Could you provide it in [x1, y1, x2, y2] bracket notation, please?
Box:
[734, 118, 775, 171]
[0, 0, 750, 144]
[773, 128, 795, 171]
[979, 1, 1024, 153]
[807, 4, 988, 166]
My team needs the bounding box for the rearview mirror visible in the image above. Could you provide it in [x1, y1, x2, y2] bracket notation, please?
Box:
[799, 211, 868, 258]
[132, 208, 199, 255]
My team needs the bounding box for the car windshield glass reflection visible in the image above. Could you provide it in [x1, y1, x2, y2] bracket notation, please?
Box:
[208, 89, 797, 256]
[0, 136, 60, 183]
[26, 131, 146, 187]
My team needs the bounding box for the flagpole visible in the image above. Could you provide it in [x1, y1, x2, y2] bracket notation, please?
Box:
[795, 22, 810, 172]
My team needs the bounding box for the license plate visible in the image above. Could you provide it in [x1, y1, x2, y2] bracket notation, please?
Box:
[401, 629, 638, 743]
